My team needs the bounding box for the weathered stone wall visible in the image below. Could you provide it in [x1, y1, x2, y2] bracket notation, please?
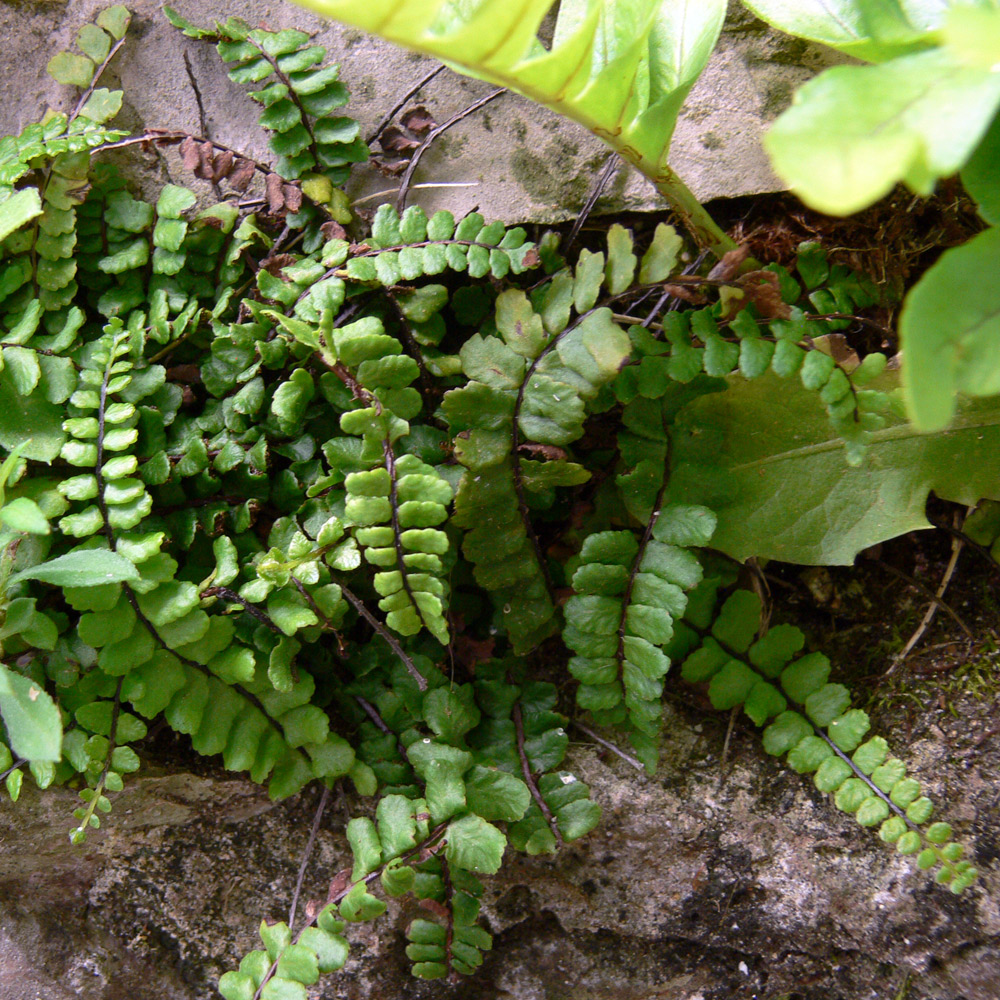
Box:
[1, 694, 997, 1000]
[0, 0, 842, 223]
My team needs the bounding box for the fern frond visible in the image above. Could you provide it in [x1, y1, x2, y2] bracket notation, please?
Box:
[164, 4, 367, 231]
[564, 503, 714, 772]
[676, 587, 978, 893]
[446, 233, 633, 652]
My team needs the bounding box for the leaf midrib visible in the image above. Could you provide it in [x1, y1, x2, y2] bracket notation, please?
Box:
[727, 406, 1000, 474]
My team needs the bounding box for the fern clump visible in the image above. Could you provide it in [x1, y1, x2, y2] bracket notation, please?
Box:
[0, 6, 988, 998]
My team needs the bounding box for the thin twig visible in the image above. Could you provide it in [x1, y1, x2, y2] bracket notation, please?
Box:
[288, 786, 331, 929]
[367, 64, 447, 144]
[70, 35, 127, 123]
[931, 520, 1000, 580]
[877, 553, 972, 641]
[201, 586, 283, 633]
[351, 181, 478, 208]
[715, 706, 740, 791]
[562, 152, 620, 254]
[396, 88, 506, 212]
[571, 720, 645, 772]
[338, 582, 428, 691]
[886, 517, 969, 673]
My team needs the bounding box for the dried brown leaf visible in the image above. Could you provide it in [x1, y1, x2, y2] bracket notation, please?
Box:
[326, 868, 353, 902]
[179, 136, 200, 172]
[740, 270, 791, 320]
[518, 443, 567, 461]
[400, 105, 436, 135]
[196, 141, 216, 180]
[708, 245, 750, 282]
[371, 157, 408, 177]
[262, 253, 296, 278]
[282, 183, 303, 212]
[320, 220, 348, 241]
[379, 125, 419, 155]
[265, 172, 285, 213]
[210, 148, 234, 183]
[417, 898, 450, 919]
[228, 157, 256, 192]
[661, 283, 706, 305]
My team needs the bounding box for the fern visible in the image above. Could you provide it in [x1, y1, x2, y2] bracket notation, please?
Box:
[564, 503, 715, 773]
[674, 586, 978, 893]
[0, 7, 988, 998]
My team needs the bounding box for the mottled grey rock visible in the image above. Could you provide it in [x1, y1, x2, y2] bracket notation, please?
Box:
[0, 0, 843, 224]
[1, 695, 997, 1000]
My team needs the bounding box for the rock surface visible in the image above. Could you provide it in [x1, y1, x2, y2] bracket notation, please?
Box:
[1, 692, 997, 1000]
[0, 0, 842, 223]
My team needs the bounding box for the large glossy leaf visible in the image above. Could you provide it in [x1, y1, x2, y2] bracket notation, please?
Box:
[9, 549, 141, 588]
[764, 48, 1000, 215]
[293, 0, 731, 251]
[900, 226, 1000, 432]
[665, 372, 1000, 564]
[741, 0, 944, 62]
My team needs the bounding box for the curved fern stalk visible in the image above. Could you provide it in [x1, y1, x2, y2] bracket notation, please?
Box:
[674, 586, 978, 893]
[292, 0, 735, 256]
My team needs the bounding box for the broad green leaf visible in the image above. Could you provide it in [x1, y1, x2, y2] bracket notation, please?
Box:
[0, 497, 50, 535]
[962, 111, 1000, 226]
[900, 226, 1000, 431]
[765, 49, 1000, 215]
[77, 23, 112, 63]
[96, 5, 132, 40]
[741, 0, 942, 62]
[0, 370, 66, 461]
[9, 549, 141, 587]
[0, 665, 62, 762]
[464, 765, 531, 822]
[292, 0, 731, 253]
[943, 5, 1000, 72]
[666, 370, 1000, 564]
[0, 188, 43, 243]
[78, 88, 123, 124]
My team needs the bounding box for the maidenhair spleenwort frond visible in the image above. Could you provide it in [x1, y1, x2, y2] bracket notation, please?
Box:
[445, 226, 634, 652]
[674, 587, 977, 893]
[611, 238, 891, 465]
[564, 503, 715, 773]
[164, 4, 368, 229]
[292, 0, 736, 255]
[217, 657, 600, 995]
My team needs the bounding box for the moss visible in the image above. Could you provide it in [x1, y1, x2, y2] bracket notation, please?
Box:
[511, 147, 607, 212]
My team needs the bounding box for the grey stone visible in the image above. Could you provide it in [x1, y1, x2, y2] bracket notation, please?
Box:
[1, 695, 996, 1000]
[0, 0, 843, 225]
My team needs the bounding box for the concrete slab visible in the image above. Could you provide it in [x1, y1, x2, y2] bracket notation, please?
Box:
[0, 1, 843, 223]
